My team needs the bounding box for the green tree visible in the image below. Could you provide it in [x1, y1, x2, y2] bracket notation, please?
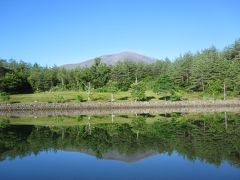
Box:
[130, 82, 146, 101]
[153, 75, 174, 94]
[89, 58, 110, 89]
[106, 80, 118, 101]
[206, 80, 223, 99]
[111, 61, 138, 91]
[173, 52, 193, 87]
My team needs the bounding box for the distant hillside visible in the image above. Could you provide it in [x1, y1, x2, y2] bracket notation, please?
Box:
[65, 148, 157, 163]
[61, 51, 157, 69]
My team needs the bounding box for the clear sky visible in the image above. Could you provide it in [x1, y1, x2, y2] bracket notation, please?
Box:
[0, 0, 239, 66]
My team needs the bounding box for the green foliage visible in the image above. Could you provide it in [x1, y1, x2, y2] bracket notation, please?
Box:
[0, 119, 10, 128]
[130, 82, 146, 101]
[54, 95, 65, 103]
[76, 95, 85, 102]
[223, 39, 240, 60]
[1, 112, 240, 167]
[110, 61, 149, 91]
[173, 52, 193, 87]
[7, 61, 33, 93]
[0, 92, 10, 102]
[50, 86, 63, 92]
[170, 90, 182, 101]
[91, 93, 109, 101]
[206, 80, 223, 98]
[28, 64, 58, 92]
[106, 80, 118, 93]
[0, 40, 240, 99]
[131, 117, 147, 130]
[89, 58, 110, 89]
[153, 75, 174, 94]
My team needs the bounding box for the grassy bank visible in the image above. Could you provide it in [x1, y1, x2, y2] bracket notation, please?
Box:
[0, 113, 160, 126]
[1, 90, 238, 104]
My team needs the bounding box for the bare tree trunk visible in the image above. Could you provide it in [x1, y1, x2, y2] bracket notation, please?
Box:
[135, 76, 138, 84]
[88, 122, 91, 135]
[111, 113, 114, 123]
[88, 116, 91, 135]
[111, 93, 114, 102]
[136, 130, 139, 140]
[224, 112, 228, 130]
[87, 82, 91, 101]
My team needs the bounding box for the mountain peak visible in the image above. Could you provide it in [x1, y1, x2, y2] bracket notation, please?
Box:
[61, 51, 157, 69]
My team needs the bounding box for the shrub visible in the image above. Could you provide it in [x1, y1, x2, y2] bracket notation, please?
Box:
[91, 94, 109, 101]
[170, 90, 182, 101]
[54, 95, 65, 103]
[0, 119, 10, 128]
[76, 95, 85, 102]
[130, 82, 146, 101]
[0, 92, 10, 102]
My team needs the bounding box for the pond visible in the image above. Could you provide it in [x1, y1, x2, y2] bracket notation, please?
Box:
[0, 112, 240, 180]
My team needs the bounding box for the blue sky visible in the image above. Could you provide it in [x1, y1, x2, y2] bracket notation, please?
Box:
[0, 0, 239, 66]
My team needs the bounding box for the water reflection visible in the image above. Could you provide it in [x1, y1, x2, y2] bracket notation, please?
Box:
[1, 112, 240, 167]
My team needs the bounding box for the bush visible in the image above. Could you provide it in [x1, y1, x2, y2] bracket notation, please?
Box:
[76, 95, 85, 102]
[170, 90, 182, 101]
[50, 86, 65, 92]
[91, 94, 109, 101]
[131, 117, 146, 130]
[0, 119, 10, 128]
[152, 75, 174, 94]
[130, 82, 146, 101]
[0, 92, 10, 102]
[54, 95, 65, 103]
[95, 86, 109, 92]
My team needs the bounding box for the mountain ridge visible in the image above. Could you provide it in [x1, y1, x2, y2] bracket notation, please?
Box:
[61, 51, 157, 69]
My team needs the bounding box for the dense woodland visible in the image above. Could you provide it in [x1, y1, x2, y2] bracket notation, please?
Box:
[0, 40, 240, 99]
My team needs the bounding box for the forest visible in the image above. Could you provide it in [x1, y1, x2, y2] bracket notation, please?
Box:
[0, 39, 240, 101]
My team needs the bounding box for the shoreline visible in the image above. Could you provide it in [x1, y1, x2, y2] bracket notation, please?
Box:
[1, 100, 240, 111]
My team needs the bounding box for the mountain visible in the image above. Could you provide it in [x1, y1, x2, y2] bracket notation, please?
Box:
[61, 51, 157, 69]
[65, 148, 158, 163]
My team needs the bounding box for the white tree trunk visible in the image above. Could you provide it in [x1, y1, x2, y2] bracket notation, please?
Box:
[224, 112, 228, 130]
[136, 130, 139, 140]
[111, 93, 114, 102]
[87, 82, 91, 101]
[111, 113, 114, 123]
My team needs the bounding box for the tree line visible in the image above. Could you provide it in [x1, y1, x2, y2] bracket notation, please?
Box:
[0, 39, 240, 98]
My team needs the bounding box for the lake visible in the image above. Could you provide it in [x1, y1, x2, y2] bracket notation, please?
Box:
[0, 111, 240, 180]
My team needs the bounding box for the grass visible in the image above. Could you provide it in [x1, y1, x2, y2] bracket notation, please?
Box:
[1, 90, 155, 103]
[1, 113, 164, 126]
[0, 90, 238, 104]
[1, 112, 231, 127]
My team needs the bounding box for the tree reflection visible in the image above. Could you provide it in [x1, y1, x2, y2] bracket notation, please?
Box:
[0, 112, 240, 167]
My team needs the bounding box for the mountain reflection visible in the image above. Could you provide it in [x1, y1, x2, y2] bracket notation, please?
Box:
[0, 112, 240, 167]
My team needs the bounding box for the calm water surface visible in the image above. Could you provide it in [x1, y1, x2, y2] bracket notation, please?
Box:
[0, 112, 240, 179]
